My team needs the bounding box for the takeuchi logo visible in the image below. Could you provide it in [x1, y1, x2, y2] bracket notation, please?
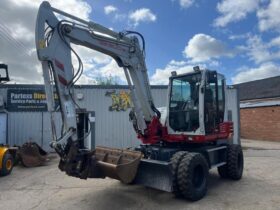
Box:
[105, 90, 132, 111]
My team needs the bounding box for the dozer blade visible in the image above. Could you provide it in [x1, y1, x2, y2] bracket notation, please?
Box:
[134, 159, 173, 192]
[94, 146, 142, 184]
[18, 142, 48, 167]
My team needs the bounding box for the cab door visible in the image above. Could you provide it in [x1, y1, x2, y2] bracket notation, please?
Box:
[204, 71, 225, 134]
[204, 71, 218, 134]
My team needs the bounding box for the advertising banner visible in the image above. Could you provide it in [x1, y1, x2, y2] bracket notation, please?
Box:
[7, 88, 59, 112]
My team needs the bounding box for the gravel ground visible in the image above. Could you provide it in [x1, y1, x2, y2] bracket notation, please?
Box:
[0, 139, 279, 210]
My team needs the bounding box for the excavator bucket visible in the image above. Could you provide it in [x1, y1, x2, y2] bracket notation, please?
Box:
[18, 142, 48, 167]
[94, 146, 142, 184]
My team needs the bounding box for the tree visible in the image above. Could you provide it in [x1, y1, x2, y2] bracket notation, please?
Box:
[95, 75, 119, 85]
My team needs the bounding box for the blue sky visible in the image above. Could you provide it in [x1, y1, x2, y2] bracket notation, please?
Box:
[82, 0, 280, 85]
[1, 0, 280, 85]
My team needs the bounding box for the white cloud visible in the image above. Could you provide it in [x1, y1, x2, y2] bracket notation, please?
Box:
[70, 45, 126, 85]
[214, 0, 280, 32]
[269, 36, 280, 47]
[244, 35, 280, 64]
[99, 59, 127, 84]
[232, 62, 280, 84]
[0, 0, 154, 85]
[8, 0, 91, 19]
[40, 0, 92, 20]
[208, 60, 221, 67]
[0, 0, 128, 85]
[214, 0, 259, 27]
[179, 0, 195, 8]
[104, 5, 118, 15]
[246, 35, 271, 64]
[169, 60, 187, 66]
[183, 33, 233, 62]
[129, 8, 157, 27]
[258, 0, 280, 32]
[72, 46, 111, 65]
[150, 60, 208, 85]
[113, 13, 127, 22]
[229, 33, 250, 40]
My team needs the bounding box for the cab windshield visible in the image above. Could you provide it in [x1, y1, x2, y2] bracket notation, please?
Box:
[169, 73, 201, 132]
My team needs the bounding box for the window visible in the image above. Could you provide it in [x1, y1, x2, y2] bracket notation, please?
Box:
[204, 72, 226, 134]
[170, 79, 191, 107]
[204, 76, 218, 134]
[217, 75, 225, 122]
[169, 73, 201, 132]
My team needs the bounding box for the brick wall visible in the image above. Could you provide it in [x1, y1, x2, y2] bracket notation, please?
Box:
[240, 106, 280, 141]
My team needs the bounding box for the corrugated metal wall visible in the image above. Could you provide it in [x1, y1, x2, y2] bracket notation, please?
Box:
[74, 87, 168, 149]
[2, 85, 168, 151]
[8, 112, 42, 146]
[7, 112, 63, 150]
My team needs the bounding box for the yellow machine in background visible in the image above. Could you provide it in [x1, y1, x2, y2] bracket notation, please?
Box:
[0, 64, 14, 176]
[0, 65, 48, 175]
[0, 146, 15, 176]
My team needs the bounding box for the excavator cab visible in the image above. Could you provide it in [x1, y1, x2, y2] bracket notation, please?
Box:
[168, 68, 226, 136]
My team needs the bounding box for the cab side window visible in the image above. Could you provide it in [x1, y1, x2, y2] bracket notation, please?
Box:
[204, 73, 217, 133]
[217, 75, 225, 122]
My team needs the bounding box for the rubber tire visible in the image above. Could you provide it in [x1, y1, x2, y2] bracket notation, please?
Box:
[217, 164, 228, 178]
[177, 153, 209, 201]
[170, 151, 188, 197]
[0, 152, 14, 176]
[218, 144, 244, 180]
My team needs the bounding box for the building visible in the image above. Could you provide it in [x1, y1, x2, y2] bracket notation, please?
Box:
[1, 76, 279, 151]
[0, 85, 168, 151]
[235, 76, 280, 141]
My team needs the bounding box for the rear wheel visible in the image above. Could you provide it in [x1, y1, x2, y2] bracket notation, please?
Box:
[218, 144, 243, 180]
[170, 151, 188, 197]
[177, 153, 209, 201]
[217, 164, 228, 178]
[0, 152, 14, 176]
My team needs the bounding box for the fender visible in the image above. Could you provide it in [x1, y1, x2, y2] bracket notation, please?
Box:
[0, 147, 9, 170]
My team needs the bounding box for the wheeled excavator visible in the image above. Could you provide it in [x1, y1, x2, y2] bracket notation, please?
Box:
[35, 1, 243, 201]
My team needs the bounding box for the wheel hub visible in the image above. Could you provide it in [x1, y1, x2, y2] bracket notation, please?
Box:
[6, 159, 12, 171]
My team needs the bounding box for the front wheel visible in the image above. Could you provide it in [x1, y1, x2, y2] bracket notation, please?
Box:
[0, 152, 14, 176]
[177, 153, 209, 201]
[171, 151, 188, 197]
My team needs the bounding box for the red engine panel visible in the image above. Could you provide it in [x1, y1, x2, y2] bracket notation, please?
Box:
[138, 118, 233, 144]
[138, 117, 162, 144]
